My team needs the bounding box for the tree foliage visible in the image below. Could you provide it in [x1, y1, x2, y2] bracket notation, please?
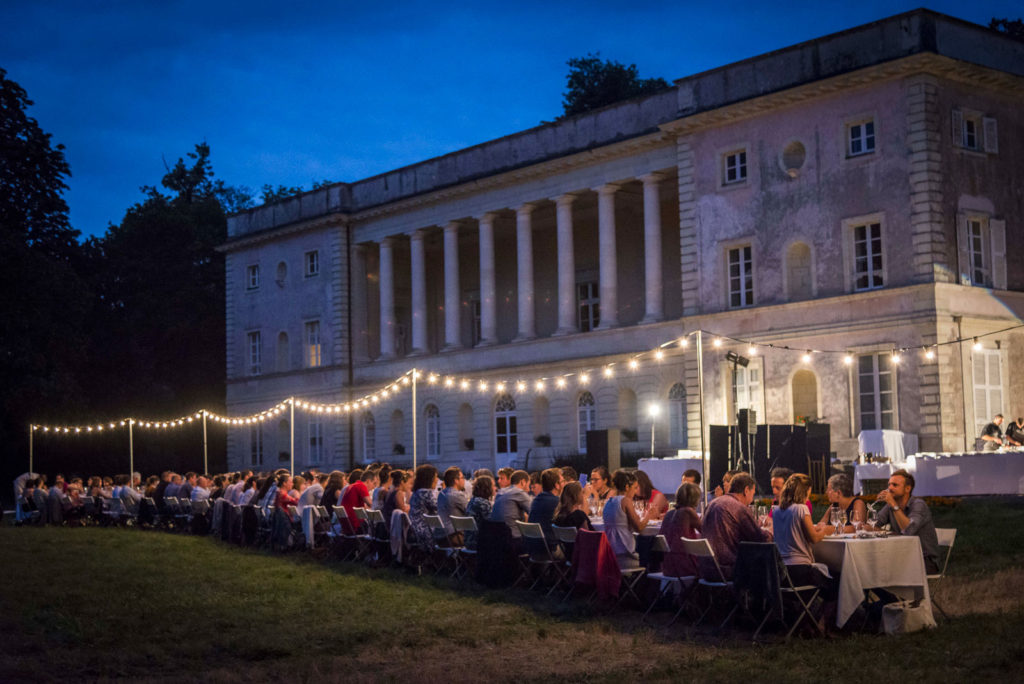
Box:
[260, 179, 333, 205]
[989, 17, 1024, 39]
[559, 53, 669, 119]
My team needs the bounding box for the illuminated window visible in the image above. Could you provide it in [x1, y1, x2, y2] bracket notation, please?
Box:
[304, 321, 321, 368]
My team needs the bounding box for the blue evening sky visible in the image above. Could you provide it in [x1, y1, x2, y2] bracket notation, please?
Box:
[3, 1, 1019, 239]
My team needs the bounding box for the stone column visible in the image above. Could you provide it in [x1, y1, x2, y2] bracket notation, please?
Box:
[514, 203, 536, 341]
[596, 183, 619, 329]
[409, 229, 427, 355]
[378, 237, 396, 360]
[443, 221, 462, 350]
[554, 193, 578, 335]
[640, 173, 664, 323]
[478, 213, 497, 346]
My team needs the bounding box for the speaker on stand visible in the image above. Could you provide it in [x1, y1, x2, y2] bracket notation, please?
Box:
[737, 408, 757, 486]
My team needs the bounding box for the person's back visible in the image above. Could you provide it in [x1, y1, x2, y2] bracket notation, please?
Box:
[528, 491, 559, 539]
[701, 475, 769, 579]
[489, 472, 532, 537]
[602, 495, 634, 557]
[660, 505, 701, 577]
[772, 502, 815, 566]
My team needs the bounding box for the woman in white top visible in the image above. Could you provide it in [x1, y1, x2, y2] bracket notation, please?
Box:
[602, 470, 652, 569]
[772, 473, 837, 601]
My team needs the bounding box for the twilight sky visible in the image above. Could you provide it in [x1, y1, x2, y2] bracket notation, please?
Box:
[4, 0, 1020, 239]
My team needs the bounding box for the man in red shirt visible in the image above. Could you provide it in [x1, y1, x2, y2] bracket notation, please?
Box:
[340, 469, 379, 531]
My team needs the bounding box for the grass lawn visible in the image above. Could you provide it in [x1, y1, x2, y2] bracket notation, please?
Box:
[2, 497, 1023, 682]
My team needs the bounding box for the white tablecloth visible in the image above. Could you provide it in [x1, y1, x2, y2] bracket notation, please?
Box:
[590, 518, 662, 536]
[638, 453, 705, 494]
[855, 450, 1024, 496]
[814, 535, 934, 628]
[857, 430, 917, 463]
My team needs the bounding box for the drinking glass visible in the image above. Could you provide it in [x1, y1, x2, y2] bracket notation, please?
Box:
[829, 507, 842, 535]
[867, 507, 877, 529]
[756, 504, 768, 527]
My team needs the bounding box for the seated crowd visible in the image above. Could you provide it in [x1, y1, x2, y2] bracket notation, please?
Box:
[13, 461, 939, 631]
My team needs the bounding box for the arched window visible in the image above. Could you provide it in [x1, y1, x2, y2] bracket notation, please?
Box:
[391, 409, 404, 455]
[458, 403, 474, 451]
[425, 404, 441, 459]
[276, 331, 289, 372]
[618, 388, 638, 439]
[277, 419, 290, 463]
[533, 396, 550, 445]
[791, 370, 819, 424]
[786, 242, 813, 301]
[669, 383, 687, 446]
[362, 411, 376, 461]
[577, 391, 596, 452]
[494, 393, 517, 455]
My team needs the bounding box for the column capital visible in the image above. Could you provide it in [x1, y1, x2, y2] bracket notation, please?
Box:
[516, 202, 538, 218]
[553, 192, 580, 207]
[639, 171, 668, 184]
[475, 211, 500, 224]
[592, 182, 622, 195]
[380, 236, 398, 248]
[443, 220, 462, 233]
[409, 228, 428, 242]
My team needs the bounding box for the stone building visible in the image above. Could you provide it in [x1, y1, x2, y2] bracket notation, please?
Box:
[221, 10, 1024, 474]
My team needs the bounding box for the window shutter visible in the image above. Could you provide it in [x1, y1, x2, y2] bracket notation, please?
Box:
[951, 109, 963, 147]
[956, 213, 971, 285]
[991, 218, 1007, 290]
[983, 117, 999, 154]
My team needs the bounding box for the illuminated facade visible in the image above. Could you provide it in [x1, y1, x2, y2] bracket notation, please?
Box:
[222, 10, 1024, 472]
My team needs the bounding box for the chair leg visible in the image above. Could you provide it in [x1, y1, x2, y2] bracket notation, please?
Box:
[666, 581, 697, 628]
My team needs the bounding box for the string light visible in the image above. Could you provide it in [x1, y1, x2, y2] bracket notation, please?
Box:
[972, 338, 982, 351]
[628, 359, 639, 370]
[924, 347, 936, 361]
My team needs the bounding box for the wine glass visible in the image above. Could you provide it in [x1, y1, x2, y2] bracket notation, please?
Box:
[756, 504, 768, 528]
[829, 506, 842, 536]
[867, 506, 878, 529]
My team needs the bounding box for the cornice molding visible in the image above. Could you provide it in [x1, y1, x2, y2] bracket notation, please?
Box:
[661, 54, 1024, 135]
[219, 215, 348, 252]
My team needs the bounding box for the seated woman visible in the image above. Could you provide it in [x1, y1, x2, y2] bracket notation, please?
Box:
[274, 474, 299, 522]
[773, 473, 838, 603]
[659, 482, 702, 578]
[634, 470, 669, 521]
[817, 473, 867, 531]
[584, 465, 616, 515]
[464, 475, 495, 550]
[407, 464, 439, 548]
[602, 470, 652, 569]
[382, 470, 411, 522]
[553, 481, 594, 531]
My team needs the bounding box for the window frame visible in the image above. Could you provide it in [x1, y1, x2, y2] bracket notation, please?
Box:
[362, 411, 376, 461]
[846, 118, 876, 157]
[855, 352, 897, 432]
[728, 357, 764, 425]
[304, 250, 320, 278]
[722, 148, 748, 186]
[494, 394, 518, 455]
[841, 213, 887, 293]
[425, 404, 441, 459]
[577, 391, 596, 452]
[668, 383, 687, 446]
[307, 419, 323, 465]
[971, 347, 1004, 439]
[304, 320, 322, 368]
[577, 280, 600, 332]
[246, 264, 260, 290]
[250, 425, 263, 466]
[246, 331, 262, 376]
[726, 243, 755, 309]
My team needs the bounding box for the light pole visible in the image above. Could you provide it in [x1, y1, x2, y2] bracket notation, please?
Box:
[649, 403, 660, 456]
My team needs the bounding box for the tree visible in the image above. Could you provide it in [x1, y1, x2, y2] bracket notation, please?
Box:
[260, 179, 334, 205]
[0, 69, 92, 491]
[990, 17, 1024, 40]
[559, 53, 669, 119]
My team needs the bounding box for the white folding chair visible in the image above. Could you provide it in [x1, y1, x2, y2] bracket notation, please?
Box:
[550, 525, 580, 601]
[422, 514, 460, 576]
[641, 535, 697, 626]
[449, 516, 479, 580]
[928, 528, 957, 619]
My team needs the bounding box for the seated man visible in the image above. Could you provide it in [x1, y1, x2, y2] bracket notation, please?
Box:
[489, 469, 532, 540]
[1005, 417, 1024, 447]
[701, 472, 771, 579]
[980, 414, 1005, 451]
[190, 476, 211, 501]
[437, 466, 470, 545]
[874, 469, 940, 574]
[681, 469, 701, 486]
[527, 468, 563, 539]
[770, 467, 794, 504]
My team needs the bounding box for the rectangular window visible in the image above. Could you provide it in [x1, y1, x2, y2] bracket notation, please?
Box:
[250, 425, 263, 466]
[953, 110, 998, 154]
[304, 321, 321, 368]
[848, 120, 875, 156]
[968, 219, 989, 287]
[731, 362, 763, 421]
[963, 117, 978, 150]
[247, 331, 262, 376]
[972, 349, 1003, 439]
[577, 281, 600, 332]
[858, 353, 895, 430]
[853, 222, 884, 291]
[470, 297, 482, 346]
[496, 414, 517, 454]
[723, 150, 747, 184]
[246, 264, 260, 290]
[728, 246, 753, 308]
[305, 250, 319, 277]
[307, 420, 323, 465]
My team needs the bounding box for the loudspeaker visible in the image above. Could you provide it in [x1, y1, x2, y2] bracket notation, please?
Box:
[709, 425, 732, 489]
[586, 429, 621, 472]
[737, 408, 757, 435]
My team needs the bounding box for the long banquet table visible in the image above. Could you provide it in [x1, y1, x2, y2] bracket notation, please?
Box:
[854, 450, 1024, 496]
[813, 534, 935, 628]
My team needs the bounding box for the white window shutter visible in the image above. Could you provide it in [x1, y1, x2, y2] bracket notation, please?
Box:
[956, 213, 971, 285]
[991, 218, 1007, 290]
[951, 109, 963, 147]
[983, 117, 999, 154]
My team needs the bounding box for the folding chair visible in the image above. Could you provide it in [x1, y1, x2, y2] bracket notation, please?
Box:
[641, 535, 697, 626]
[364, 509, 390, 564]
[449, 516, 479, 581]
[334, 508, 364, 562]
[423, 514, 460, 576]
[681, 537, 736, 629]
[353, 507, 376, 560]
[516, 521, 569, 597]
[550, 525, 579, 600]
[928, 528, 956, 619]
[735, 541, 824, 641]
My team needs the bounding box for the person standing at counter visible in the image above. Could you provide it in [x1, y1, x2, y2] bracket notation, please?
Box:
[874, 470, 940, 574]
[980, 414, 1004, 451]
[1004, 416, 1024, 447]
